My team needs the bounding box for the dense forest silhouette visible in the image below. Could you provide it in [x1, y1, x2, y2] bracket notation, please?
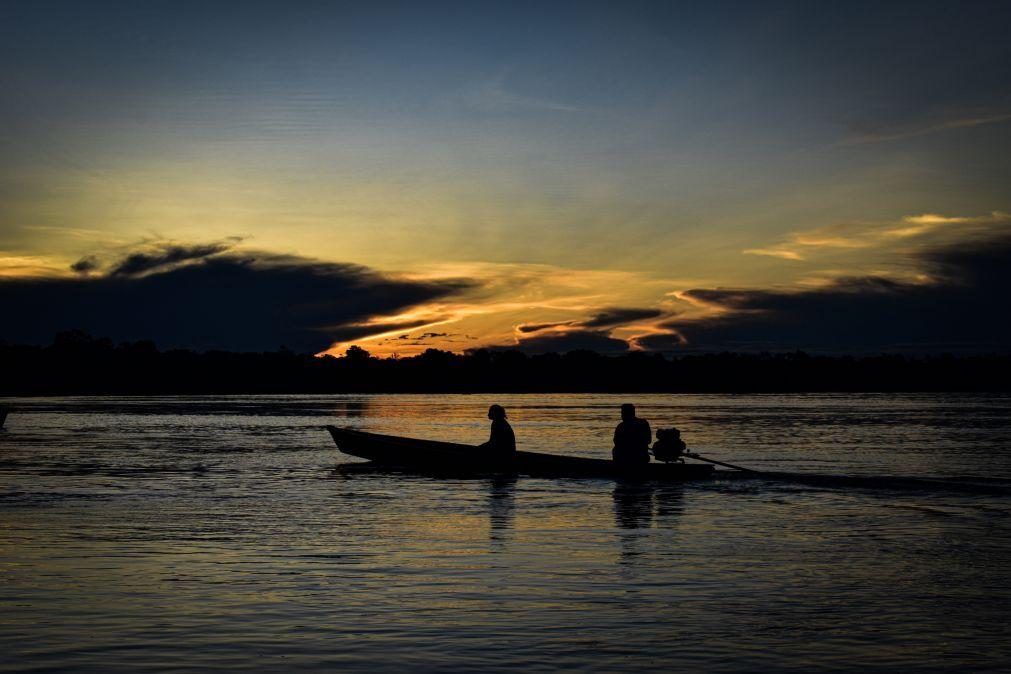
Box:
[1, 331, 1009, 394]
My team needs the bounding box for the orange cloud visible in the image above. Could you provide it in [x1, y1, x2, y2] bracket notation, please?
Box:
[322, 263, 687, 357]
[742, 211, 1011, 262]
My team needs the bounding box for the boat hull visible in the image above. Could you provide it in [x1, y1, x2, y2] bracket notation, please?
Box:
[326, 426, 715, 481]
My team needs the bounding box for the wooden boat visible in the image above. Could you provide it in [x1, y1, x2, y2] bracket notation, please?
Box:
[326, 426, 716, 481]
[0, 405, 7, 429]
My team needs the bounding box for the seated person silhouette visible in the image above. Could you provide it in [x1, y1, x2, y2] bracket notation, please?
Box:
[612, 403, 651, 466]
[479, 404, 516, 463]
[651, 428, 687, 463]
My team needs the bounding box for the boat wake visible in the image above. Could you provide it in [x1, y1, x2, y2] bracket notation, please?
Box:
[721, 470, 1011, 496]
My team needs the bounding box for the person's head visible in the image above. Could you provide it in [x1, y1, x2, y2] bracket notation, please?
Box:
[620, 403, 636, 421]
[488, 404, 507, 421]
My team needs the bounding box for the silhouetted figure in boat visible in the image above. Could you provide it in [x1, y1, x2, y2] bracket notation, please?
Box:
[0, 405, 8, 430]
[480, 404, 516, 462]
[651, 427, 687, 463]
[613, 403, 651, 466]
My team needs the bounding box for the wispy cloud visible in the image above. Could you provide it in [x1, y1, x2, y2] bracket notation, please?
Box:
[462, 71, 579, 114]
[743, 211, 1011, 262]
[0, 254, 70, 278]
[70, 237, 247, 277]
[516, 321, 574, 334]
[902, 212, 1009, 226]
[20, 225, 124, 241]
[741, 247, 806, 261]
[517, 307, 662, 331]
[845, 107, 1011, 145]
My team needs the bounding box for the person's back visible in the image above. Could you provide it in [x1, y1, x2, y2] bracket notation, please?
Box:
[482, 404, 516, 462]
[613, 404, 651, 466]
[488, 416, 516, 457]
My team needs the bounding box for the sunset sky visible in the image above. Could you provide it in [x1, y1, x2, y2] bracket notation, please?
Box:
[2, 1, 1009, 355]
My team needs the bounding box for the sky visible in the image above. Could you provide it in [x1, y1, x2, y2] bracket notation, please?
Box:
[1, 0, 1010, 355]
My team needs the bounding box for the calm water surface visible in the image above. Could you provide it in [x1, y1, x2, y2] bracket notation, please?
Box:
[1, 394, 1010, 672]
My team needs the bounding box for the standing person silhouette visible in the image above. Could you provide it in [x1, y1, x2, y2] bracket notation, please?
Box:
[480, 404, 516, 463]
[613, 403, 651, 466]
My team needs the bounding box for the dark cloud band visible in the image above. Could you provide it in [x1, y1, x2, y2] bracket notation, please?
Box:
[662, 232, 1011, 352]
[2, 245, 472, 353]
[505, 330, 630, 354]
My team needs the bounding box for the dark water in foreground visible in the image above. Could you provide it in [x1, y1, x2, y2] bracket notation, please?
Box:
[1, 393, 1010, 673]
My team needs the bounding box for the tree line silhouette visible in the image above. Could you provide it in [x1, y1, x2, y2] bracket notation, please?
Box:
[1, 331, 1009, 395]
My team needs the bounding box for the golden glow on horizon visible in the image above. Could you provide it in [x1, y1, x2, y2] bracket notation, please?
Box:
[0, 254, 75, 278]
[321, 263, 702, 357]
[3, 210, 1008, 357]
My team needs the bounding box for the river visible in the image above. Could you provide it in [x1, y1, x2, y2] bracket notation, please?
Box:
[2, 393, 1009, 672]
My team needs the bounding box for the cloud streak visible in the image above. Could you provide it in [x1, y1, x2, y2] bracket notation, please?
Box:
[507, 306, 664, 352]
[502, 329, 630, 355]
[516, 307, 661, 335]
[462, 71, 580, 114]
[846, 108, 1011, 145]
[107, 241, 239, 277]
[742, 212, 1011, 262]
[580, 307, 662, 329]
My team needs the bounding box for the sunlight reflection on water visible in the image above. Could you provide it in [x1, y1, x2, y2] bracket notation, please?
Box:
[1, 393, 1010, 672]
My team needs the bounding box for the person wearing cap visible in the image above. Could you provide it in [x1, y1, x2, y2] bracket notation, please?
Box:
[613, 403, 651, 466]
[480, 404, 516, 462]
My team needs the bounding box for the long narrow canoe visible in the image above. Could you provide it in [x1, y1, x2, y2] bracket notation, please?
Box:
[326, 426, 715, 481]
